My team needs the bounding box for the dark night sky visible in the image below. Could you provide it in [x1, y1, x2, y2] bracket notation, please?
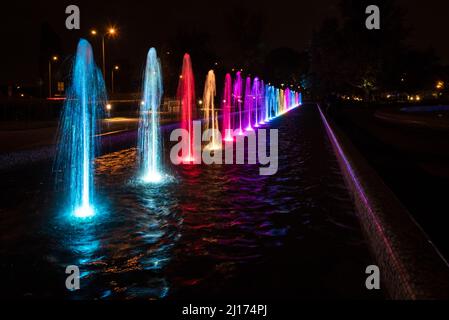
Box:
[1, 0, 449, 84]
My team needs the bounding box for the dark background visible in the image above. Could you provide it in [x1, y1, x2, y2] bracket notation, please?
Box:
[1, 0, 449, 92]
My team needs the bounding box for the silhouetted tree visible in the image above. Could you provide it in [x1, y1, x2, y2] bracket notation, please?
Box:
[310, 0, 417, 99]
[38, 22, 63, 97]
[164, 27, 217, 97]
[264, 47, 309, 87]
[227, 6, 266, 74]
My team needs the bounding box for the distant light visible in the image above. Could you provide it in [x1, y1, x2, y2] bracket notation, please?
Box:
[179, 75, 183, 79]
[141, 101, 145, 106]
[114, 65, 119, 70]
[198, 100, 203, 105]
[108, 28, 116, 35]
[106, 103, 112, 111]
[52, 56, 58, 61]
[91, 30, 97, 36]
[20, 93, 24, 97]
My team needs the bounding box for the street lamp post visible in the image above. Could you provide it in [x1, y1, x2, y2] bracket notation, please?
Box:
[91, 27, 117, 81]
[111, 65, 119, 94]
[48, 55, 58, 98]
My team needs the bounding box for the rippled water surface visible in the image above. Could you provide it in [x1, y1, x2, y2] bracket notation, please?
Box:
[0, 105, 382, 299]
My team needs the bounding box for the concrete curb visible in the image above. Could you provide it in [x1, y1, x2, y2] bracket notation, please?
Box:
[318, 104, 449, 299]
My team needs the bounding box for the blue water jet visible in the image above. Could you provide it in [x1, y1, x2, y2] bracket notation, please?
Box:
[138, 48, 164, 183]
[55, 39, 106, 218]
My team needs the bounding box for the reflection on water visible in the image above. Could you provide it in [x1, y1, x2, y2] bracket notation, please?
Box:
[0, 105, 382, 299]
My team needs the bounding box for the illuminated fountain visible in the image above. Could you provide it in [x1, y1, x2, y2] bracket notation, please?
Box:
[274, 87, 278, 117]
[285, 88, 291, 111]
[177, 53, 196, 162]
[258, 80, 265, 125]
[138, 48, 164, 183]
[233, 72, 244, 135]
[55, 39, 106, 219]
[222, 73, 233, 142]
[264, 84, 272, 122]
[203, 70, 220, 150]
[244, 76, 253, 132]
[279, 89, 285, 115]
[252, 77, 260, 128]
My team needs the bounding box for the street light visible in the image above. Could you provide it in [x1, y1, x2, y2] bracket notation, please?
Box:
[48, 55, 58, 98]
[111, 65, 119, 94]
[90, 27, 118, 79]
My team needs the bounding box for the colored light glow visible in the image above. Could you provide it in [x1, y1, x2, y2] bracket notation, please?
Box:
[177, 53, 196, 162]
[204, 143, 222, 151]
[252, 77, 260, 127]
[74, 204, 95, 218]
[203, 70, 221, 151]
[244, 76, 253, 131]
[222, 73, 233, 142]
[181, 156, 195, 163]
[142, 171, 163, 183]
[233, 72, 243, 134]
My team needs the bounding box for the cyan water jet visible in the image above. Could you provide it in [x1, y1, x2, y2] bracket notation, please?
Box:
[55, 39, 106, 219]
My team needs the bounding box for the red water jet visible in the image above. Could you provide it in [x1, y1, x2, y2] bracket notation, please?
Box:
[177, 53, 196, 163]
